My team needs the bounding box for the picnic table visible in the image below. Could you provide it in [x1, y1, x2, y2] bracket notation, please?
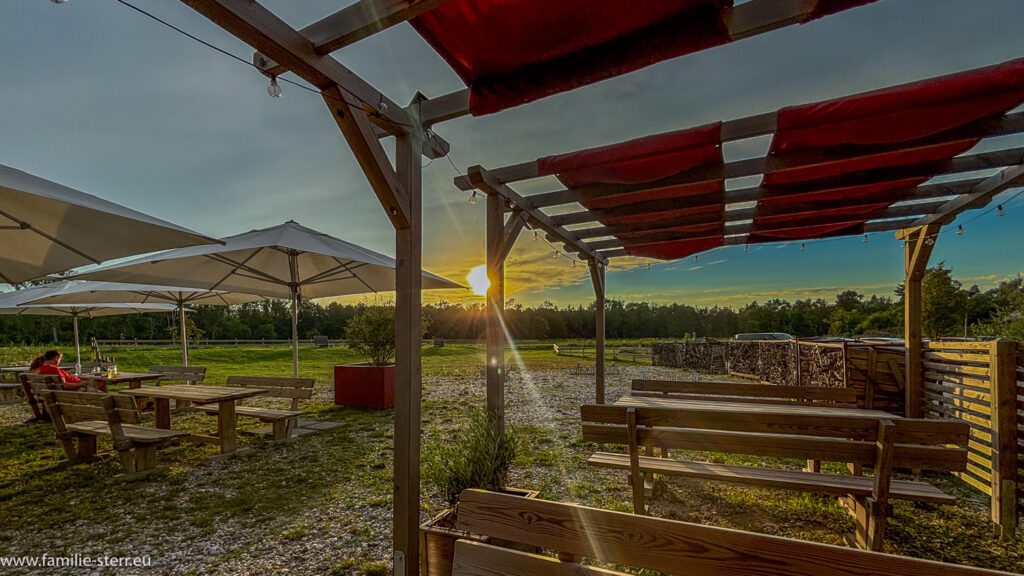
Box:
[79, 371, 164, 389]
[613, 394, 896, 419]
[122, 385, 267, 456]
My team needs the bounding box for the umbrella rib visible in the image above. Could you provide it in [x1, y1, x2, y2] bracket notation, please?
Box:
[330, 257, 377, 294]
[0, 207, 102, 265]
[203, 250, 288, 288]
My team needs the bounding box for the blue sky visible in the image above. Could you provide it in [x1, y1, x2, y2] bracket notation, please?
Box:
[2, 0, 1023, 307]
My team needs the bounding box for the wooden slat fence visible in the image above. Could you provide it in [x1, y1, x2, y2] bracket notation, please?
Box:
[920, 340, 1019, 538]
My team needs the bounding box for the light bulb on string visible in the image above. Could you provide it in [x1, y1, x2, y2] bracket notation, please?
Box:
[956, 225, 965, 236]
[863, 234, 869, 243]
[801, 243, 806, 252]
[647, 262, 652, 269]
[552, 250, 559, 259]
[266, 76, 282, 98]
[743, 245, 749, 253]
[925, 236, 935, 246]
[998, 205, 1006, 217]
[469, 192, 477, 205]
[533, 231, 538, 241]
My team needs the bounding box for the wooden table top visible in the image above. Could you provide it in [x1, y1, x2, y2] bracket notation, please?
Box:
[614, 395, 898, 419]
[121, 385, 267, 403]
[80, 372, 164, 384]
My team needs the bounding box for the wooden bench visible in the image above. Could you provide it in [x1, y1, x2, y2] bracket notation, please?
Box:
[581, 402, 969, 550]
[450, 489, 1011, 576]
[313, 335, 331, 347]
[19, 373, 62, 421]
[0, 380, 21, 404]
[631, 379, 859, 407]
[150, 365, 207, 410]
[41, 390, 187, 480]
[196, 376, 314, 441]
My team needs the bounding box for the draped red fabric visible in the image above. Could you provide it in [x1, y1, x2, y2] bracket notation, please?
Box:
[752, 57, 1024, 242]
[412, 1, 731, 115]
[625, 236, 724, 259]
[749, 222, 866, 242]
[537, 122, 723, 188]
[538, 123, 725, 260]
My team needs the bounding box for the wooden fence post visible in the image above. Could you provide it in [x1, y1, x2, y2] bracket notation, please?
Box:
[989, 339, 1018, 539]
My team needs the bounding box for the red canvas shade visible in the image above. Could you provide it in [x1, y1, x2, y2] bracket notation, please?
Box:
[413, 1, 732, 115]
[538, 123, 726, 260]
[752, 57, 1024, 241]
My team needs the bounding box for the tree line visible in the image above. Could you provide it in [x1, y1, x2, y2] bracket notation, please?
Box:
[2, 264, 1022, 345]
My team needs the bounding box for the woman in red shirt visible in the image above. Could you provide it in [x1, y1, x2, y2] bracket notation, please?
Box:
[29, 350, 106, 392]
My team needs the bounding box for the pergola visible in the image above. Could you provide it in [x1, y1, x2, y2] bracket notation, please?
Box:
[166, 1, 1022, 572]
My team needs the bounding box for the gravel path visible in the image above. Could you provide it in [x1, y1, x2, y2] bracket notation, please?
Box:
[0, 364, 708, 576]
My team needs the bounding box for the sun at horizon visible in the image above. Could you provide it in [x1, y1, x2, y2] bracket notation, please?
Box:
[467, 265, 490, 296]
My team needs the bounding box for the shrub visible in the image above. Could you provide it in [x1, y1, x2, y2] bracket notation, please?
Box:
[345, 304, 430, 366]
[424, 408, 518, 507]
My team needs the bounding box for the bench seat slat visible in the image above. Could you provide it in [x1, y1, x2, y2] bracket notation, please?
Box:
[66, 420, 189, 443]
[196, 405, 301, 421]
[588, 453, 957, 505]
[453, 540, 625, 576]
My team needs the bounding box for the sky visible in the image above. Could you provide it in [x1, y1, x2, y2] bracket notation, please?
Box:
[2, 0, 1024, 308]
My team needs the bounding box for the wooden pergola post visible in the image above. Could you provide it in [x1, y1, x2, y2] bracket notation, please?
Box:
[485, 191, 507, 430]
[899, 224, 939, 418]
[392, 132, 422, 576]
[590, 260, 606, 404]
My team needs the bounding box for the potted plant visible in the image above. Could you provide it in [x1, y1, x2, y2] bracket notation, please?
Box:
[420, 408, 536, 576]
[334, 304, 401, 408]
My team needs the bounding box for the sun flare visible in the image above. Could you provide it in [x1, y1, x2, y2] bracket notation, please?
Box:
[467, 264, 490, 296]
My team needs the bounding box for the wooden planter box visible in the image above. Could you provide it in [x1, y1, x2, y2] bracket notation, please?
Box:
[333, 363, 394, 408]
[420, 487, 538, 576]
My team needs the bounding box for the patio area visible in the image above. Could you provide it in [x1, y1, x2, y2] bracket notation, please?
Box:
[0, 346, 1020, 575]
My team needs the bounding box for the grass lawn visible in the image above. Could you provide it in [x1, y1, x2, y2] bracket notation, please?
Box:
[0, 344, 1022, 575]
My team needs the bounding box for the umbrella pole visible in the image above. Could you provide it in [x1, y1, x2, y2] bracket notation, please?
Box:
[72, 314, 81, 375]
[179, 303, 189, 366]
[291, 287, 299, 378]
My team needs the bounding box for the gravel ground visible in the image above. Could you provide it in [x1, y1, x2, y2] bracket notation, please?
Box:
[0, 364, 705, 576]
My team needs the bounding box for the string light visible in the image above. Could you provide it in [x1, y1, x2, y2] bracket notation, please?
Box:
[51, 0, 69, 3]
[469, 191, 477, 205]
[266, 75, 282, 98]
[533, 231, 538, 241]
[744, 245, 749, 253]
[801, 243, 806, 251]
[572, 260, 577, 268]
[552, 250, 559, 259]
[956, 225, 965, 236]
[863, 234, 869, 243]
[925, 237, 935, 246]
[647, 262, 652, 269]
[694, 255, 699, 262]
[998, 205, 1006, 217]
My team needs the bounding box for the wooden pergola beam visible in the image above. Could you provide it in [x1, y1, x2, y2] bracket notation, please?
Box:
[561, 178, 986, 232]
[901, 223, 941, 419]
[579, 199, 961, 251]
[256, 0, 453, 77]
[180, 0, 412, 133]
[419, 0, 876, 126]
[454, 112, 1024, 204]
[908, 164, 1024, 227]
[595, 216, 922, 259]
[466, 166, 607, 265]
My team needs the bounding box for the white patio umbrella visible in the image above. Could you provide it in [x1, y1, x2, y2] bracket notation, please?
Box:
[13, 280, 267, 366]
[0, 163, 220, 285]
[73, 221, 464, 376]
[0, 288, 183, 374]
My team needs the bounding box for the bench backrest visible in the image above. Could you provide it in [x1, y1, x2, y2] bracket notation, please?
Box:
[150, 365, 207, 384]
[581, 402, 969, 472]
[19, 373, 61, 418]
[43, 390, 142, 425]
[452, 490, 1009, 576]
[631, 379, 859, 407]
[313, 335, 329, 346]
[225, 375, 315, 410]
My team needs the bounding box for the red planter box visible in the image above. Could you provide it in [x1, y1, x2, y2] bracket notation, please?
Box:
[333, 363, 395, 408]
